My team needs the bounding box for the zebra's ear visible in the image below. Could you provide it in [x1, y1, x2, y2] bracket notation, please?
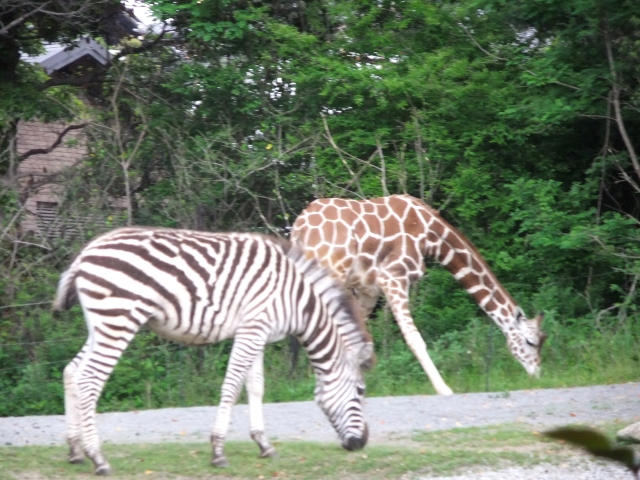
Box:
[357, 342, 375, 371]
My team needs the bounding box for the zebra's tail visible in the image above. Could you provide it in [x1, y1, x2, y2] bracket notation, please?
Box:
[52, 258, 81, 311]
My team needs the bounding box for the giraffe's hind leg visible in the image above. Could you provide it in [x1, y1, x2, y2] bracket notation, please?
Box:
[377, 274, 453, 395]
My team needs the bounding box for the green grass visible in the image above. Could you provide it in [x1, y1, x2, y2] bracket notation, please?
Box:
[2, 422, 629, 480]
[3, 313, 640, 417]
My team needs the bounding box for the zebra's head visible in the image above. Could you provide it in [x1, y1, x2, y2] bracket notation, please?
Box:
[314, 339, 374, 451]
[288, 244, 374, 450]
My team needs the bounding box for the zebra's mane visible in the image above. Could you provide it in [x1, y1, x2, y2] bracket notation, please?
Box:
[257, 235, 371, 346]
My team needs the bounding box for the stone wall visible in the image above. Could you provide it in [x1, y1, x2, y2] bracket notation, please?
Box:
[16, 121, 86, 236]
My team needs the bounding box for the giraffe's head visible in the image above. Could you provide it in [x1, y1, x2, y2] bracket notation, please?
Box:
[504, 309, 546, 377]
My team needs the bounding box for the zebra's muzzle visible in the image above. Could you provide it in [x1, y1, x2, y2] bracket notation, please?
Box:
[341, 423, 369, 451]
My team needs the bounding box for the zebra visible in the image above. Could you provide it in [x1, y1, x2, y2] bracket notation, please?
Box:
[53, 227, 374, 475]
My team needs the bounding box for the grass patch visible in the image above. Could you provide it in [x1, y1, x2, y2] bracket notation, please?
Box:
[2, 422, 623, 480]
[3, 310, 640, 416]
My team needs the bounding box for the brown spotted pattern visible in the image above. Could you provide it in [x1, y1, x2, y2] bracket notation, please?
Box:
[292, 195, 546, 395]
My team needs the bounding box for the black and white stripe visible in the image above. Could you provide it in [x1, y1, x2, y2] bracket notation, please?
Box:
[54, 227, 373, 475]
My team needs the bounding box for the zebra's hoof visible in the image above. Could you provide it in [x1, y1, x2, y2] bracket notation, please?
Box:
[68, 455, 85, 464]
[211, 456, 229, 468]
[260, 447, 278, 458]
[95, 464, 112, 476]
[96, 463, 113, 477]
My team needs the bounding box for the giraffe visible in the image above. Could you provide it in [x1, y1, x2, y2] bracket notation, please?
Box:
[291, 194, 546, 395]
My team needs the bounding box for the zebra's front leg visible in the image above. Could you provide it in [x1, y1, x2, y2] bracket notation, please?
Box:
[211, 332, 266, 468]
[246, 351, 277, 459]
[64, 343, 88, 464]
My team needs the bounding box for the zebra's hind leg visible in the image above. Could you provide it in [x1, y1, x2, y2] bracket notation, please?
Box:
[75, 310, 140, 475]
[247, 351, 277, 458]
[64, 343, 89, 464]
[211, 331, 266, 468]
[251, 430, 278, 458]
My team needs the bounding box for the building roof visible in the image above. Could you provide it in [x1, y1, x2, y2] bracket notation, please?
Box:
[23, 37, 110, 74]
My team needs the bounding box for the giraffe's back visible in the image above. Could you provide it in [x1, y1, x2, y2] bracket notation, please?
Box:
[291, 195, 431, 290]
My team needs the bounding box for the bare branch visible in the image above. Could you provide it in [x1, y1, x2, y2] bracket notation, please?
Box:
[321, 114, 364, 198]
[17, 122, 87, 162]
[273, 124, 291, 228]
[604, 28, 640, 182]
[0, 2, 51, 36]
[595, 91, 613, 226]
[457, 21, 507, 62]
[457, 20, 585, 94]
[615, 161, 640, 194]
[413, 111, 426, 202]
[110, 26, 167, 63]
[343, 149, 378, 192]
[0, 203, 27, 244]
[375, 137, 389, 196]
[392, 140, 407, 194]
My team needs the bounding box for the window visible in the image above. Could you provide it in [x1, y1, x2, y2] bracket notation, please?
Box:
[36, 201, 59, 234]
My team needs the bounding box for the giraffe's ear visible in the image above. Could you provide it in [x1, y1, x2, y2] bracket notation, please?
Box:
[514, 307, 525, 322]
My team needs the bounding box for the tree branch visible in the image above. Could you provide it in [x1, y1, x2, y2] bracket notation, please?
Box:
[457, 21, 506, 62]
[595, 90, 613, 225]
[321, 113, 364, 197]
[0, 2, 51, 37]
[615, 161, 640, 194]
[17, 122, 88, 162]
[39, 26, 168, 91]
[457, 20, 586, 94]
[413, 110, 426, 202]
[375, 137, 389, 196]
[604, 28, 640, 182]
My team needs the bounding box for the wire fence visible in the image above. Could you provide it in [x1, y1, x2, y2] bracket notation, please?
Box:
[0, 332, 303, 416]
[1, 344, 198, 414]
[0, 301, 52, 310]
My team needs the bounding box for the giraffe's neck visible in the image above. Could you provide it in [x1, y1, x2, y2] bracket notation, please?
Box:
[419, 208, 517, 328]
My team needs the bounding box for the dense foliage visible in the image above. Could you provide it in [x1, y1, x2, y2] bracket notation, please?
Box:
[1, 0, 639, 416]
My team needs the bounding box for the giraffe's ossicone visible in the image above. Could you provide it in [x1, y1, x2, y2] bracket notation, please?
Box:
[291, 194, 547, 395]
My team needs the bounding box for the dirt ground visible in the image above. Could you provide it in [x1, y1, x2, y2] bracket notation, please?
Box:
[1, 383, 639, 478]
[1, 382, 638, 447]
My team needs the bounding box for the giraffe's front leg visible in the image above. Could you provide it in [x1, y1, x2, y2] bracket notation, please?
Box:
[378, 275, 453, 395]
[246, 351, 277, 458]
[211, 332, 266, 467]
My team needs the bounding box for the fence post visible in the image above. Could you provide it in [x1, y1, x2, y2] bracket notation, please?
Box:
[179, 346, 185, 407]
[485, 323, 493, 392]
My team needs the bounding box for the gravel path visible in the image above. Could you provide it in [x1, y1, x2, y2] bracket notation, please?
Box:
[1, 382, 639, 478]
